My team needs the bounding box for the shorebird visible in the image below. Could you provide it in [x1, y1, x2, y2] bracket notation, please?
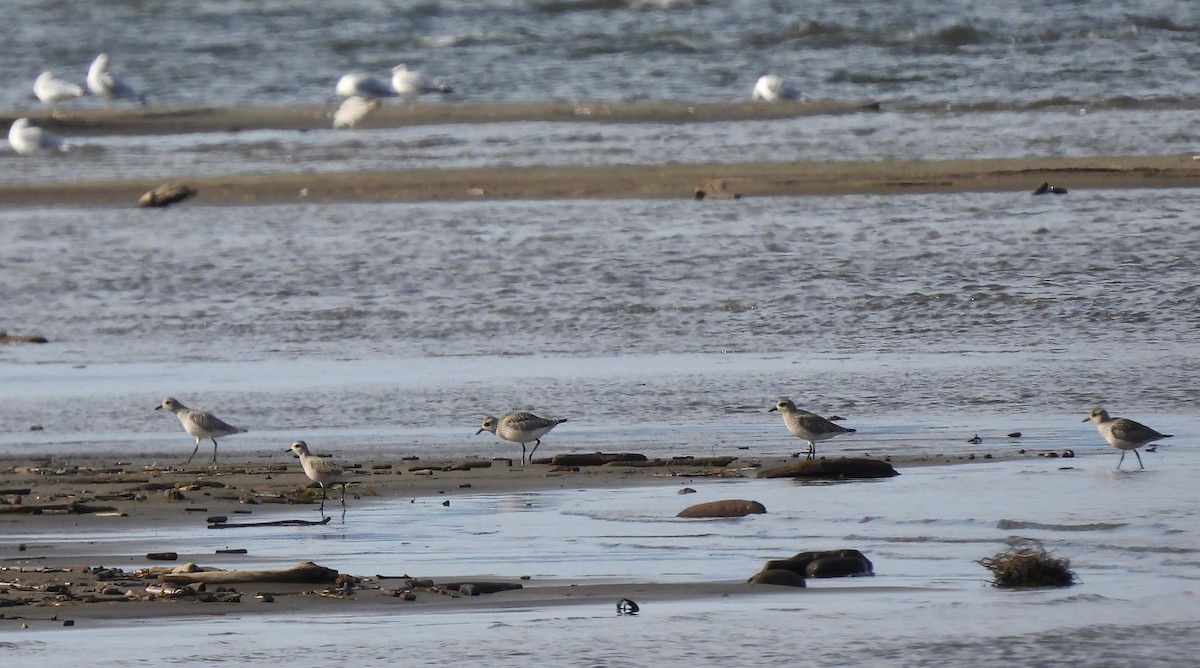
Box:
[332, 96, 381, 129]
[33, 72, 85, 115]
[335, 72, 396, 100]
[155, 396, 248, 464]
[770, 397, 856, 460]
[1084, 406, 1173, 470]
[87, 53, 145, 108]
[751, 74, 803, 102]
[390, 64, 453, 97]
[289, 441, 354, 512]
[8, 118, 70, 156]
[476, 411, 567, 465]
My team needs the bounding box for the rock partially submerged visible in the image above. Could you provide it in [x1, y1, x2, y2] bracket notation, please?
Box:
[757, 458, 899, 479]
[748, 569, 806, 587]
[757, 549, 874, 580]
[677, 499, 766, 518]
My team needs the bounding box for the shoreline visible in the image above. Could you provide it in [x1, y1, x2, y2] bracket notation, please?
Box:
[2, 155, 1198, 208]
[1, 103, 1197, 206]
[0, 447, 1058, 624]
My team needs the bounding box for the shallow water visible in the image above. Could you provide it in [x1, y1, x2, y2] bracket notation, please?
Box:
[4, 454, 1200, 666]
[2, 106, 1197, 186]
[3, 1, 1199, 663]
[3, 0, 1197, 109]
[2, 189, 1197, 458]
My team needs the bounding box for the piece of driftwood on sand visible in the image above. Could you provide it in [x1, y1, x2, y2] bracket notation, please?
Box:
[208, 516, 332, 529]
[158, 561, 339, 585]
[0, 502, 118, 515]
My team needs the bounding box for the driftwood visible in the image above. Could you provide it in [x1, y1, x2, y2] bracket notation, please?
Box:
[0, 333, 48, 345]
[604, 456, 738, 468]
[137, 183, 197, 208]
[757, 458, 899, 479]
[208, 516, 331, 529]
[158, 561, 339, 585]
[432, 581, 524, 594]
[0, 503, 118, 515]
[547, 453, 649, 466]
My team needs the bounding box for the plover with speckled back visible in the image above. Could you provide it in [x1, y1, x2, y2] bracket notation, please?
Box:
[289, 441, 355, 512]
[476, 411, 567, 465]
[155, 396, 247, 464]
[769, 397, 856, 460]
[1084, 406, 1173, 470]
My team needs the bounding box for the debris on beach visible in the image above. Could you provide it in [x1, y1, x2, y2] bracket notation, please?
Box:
[156, 561, 339, 585]
[978, 542, 1076, 588]
[756, 458, 899, 479]
[0, 332, 48, 345]
[137, 182, 197, 208]
[616, 598, 640, 614]
[1032, 181, 1068, 195]
[677, 499, 766, 518]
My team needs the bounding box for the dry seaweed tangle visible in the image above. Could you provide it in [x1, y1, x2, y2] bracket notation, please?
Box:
[978, 540, 1076, 588]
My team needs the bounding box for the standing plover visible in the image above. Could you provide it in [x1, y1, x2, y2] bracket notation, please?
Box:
[289, 441, 354, 512]
[770, 397, 856, 460]
[1084, 406, 1172, 470]
[155, 397, 247, 464]
[476, 411, 567, 465]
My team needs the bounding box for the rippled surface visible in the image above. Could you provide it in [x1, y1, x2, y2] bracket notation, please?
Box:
[2, 106, 1198, 186]
[6, 454, 1200, 666]
[1, 189, 1197, 457]
[3, 0, 1197, 109]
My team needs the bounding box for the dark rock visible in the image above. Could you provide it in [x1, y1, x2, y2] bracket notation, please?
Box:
[806, 556, 873, 578]
[772, 549, 875, 578]
[757, 458, 899, 479]
[748, 569, 806, 587]
[676, 499, 766, 518]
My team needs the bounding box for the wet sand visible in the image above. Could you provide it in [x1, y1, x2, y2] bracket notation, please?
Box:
[2, 103, 1199, 207]
[0, 446, 1050, 624]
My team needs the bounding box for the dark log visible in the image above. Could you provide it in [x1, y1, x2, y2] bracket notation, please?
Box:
[0, 333, 48, 345]
[0, 503, 117, 515]
[757, 458, 899, 479]
[158, 561, 339, 585]
[548, 453, 649, 466]
[208, 517, 331, 529]
[605, 456, 738, 468]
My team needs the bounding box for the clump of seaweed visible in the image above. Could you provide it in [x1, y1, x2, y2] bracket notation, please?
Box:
[978, 541, 1076, 588]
